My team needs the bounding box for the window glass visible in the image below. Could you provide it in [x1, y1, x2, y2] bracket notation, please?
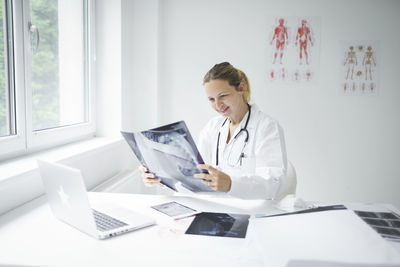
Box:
[0, 1, 10, 137]
[30, 0, 87, 131]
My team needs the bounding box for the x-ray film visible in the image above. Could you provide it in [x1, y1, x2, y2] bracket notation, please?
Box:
[121, 121, 213, 192]
[354, 210, 400, 242]
[185, 212, 250, 238]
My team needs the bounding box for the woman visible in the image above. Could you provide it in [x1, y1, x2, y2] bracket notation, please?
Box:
[141, 62, 287, 200]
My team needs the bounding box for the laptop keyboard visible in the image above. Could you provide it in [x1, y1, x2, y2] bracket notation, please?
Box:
[93, 209, 128, 232]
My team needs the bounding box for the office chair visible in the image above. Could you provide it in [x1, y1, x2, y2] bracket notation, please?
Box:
[276, 160, 297, 200]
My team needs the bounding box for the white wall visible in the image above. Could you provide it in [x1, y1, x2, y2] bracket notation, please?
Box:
[121, 0, 159, 132]
[96, 0, 122, 137]
[121, 0, 400, 206]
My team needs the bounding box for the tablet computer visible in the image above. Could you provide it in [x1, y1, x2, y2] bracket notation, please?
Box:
[151, 201, 200, 220]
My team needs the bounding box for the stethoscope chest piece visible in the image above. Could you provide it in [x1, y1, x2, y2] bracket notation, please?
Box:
[216, 104, 251, 167]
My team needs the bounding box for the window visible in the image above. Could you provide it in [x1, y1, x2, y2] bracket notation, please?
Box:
[0, 0, 94, 160]
[0, 0, 12, 138]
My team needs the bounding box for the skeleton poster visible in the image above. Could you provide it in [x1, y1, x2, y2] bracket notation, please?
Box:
[267, 16, 321, 83]
[341, 41, 379, 95]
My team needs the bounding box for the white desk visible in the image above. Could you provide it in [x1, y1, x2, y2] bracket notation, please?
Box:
[0, 192, 400, 267]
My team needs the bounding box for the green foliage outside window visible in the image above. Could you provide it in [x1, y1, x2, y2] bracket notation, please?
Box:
[0, 0, 82, 136]
[31, 0, 60, 130]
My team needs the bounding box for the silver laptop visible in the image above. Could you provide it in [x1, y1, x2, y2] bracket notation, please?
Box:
[37, 160, 155, 239]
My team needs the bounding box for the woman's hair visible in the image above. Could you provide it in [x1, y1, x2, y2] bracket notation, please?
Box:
[203, 62, 251, 103]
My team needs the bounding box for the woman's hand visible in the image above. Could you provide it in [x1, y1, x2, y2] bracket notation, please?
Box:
[139, 165, 161, 187]
[194, 164, 232, 192]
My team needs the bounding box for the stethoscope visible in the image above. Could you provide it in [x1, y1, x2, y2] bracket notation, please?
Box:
[216, 104, 251, 166]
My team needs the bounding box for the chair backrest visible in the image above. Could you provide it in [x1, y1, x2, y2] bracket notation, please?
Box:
[276, 161, 297, 200]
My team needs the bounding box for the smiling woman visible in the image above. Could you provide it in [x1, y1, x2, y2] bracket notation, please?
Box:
[195, 62, 288, 199]
[140, 62, 289, 200]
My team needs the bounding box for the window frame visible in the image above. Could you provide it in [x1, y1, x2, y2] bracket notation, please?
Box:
[0, 0, 96, 161]
[0, 0, 25, 158]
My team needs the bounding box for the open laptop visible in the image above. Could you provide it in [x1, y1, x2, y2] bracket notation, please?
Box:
[37, 160, 156, 239]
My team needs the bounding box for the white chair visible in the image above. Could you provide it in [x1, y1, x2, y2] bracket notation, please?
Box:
[276, 161, 297, 200]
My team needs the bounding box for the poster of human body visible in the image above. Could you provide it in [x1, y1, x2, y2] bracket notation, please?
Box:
[341, 41, 379, 95]
[267, 16, 321, 83]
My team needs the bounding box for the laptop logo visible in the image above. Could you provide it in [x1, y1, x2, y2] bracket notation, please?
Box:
[57, 186, 71, 209]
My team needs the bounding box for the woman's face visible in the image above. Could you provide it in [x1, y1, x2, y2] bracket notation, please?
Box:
[204, 79, 244, 118]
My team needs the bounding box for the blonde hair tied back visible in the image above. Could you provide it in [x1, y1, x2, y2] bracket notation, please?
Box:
[203, 62, 251, 103]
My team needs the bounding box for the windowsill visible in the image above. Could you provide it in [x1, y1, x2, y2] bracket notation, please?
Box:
[0, 135, 135, 216]
[0, 136, 123, 182]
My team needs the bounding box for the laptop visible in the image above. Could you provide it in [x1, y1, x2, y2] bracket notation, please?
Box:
[37, 160, 156, 239]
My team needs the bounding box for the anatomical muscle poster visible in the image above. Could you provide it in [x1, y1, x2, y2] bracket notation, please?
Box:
[267, 16, 321, 84]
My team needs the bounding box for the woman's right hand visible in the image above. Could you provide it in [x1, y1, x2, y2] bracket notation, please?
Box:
[139, 165, 161, 187]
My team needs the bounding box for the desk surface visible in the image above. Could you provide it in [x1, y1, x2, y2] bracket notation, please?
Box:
[0, 192, 400, 267]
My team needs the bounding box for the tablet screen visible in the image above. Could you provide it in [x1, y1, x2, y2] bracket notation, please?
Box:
[151, 201, 198, 219]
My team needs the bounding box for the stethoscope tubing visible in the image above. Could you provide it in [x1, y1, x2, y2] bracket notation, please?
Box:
[216, 104, 251, 166]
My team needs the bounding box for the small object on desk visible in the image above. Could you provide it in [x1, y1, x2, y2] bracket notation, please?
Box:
[354, 210, 400, 242]
[255, 204, 347, 219]
[151, 201, 199, 220]
[185, 212, 250, 238]
[276, 194, 313, 211]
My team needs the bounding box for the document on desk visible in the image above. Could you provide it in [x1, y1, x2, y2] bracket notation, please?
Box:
[246, 210, 400, 266]
[286, 259, 400, 267]
[121, 121, 214, 193]
[254, 204, 347, 218]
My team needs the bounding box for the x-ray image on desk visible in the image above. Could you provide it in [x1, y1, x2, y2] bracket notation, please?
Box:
[185, 212, 250, 238]
[354, 210, 400, 242]
[121, 121, 214, 192]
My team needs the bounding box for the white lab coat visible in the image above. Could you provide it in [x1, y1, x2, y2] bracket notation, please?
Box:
[198, 104, 287, 200]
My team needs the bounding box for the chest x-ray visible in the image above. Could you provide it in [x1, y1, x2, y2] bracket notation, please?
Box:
[185, 212, 250, 238]
[121, 121, 213, 192]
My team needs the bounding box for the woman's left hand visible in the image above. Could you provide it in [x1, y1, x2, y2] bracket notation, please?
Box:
[194, 164, 231, 192]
